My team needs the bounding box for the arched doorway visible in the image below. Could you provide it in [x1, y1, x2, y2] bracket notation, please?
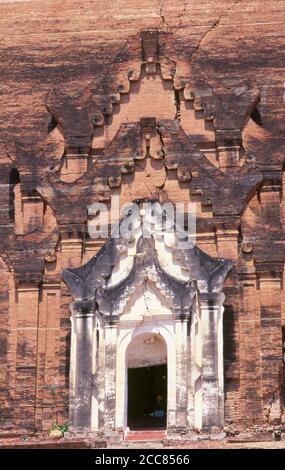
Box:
[126, 333, 167, 430]
[63, 205, 232, 436]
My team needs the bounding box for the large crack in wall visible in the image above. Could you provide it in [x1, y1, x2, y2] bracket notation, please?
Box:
[190, 1, 241, 62]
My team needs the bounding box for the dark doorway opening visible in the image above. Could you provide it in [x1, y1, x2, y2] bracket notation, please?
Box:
[128, 364, 167, 430]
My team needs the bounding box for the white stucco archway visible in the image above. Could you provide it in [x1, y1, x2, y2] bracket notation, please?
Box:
[115, 319, 176, 431]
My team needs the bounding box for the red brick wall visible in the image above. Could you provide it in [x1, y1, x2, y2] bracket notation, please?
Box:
[0, 1, 285, 432]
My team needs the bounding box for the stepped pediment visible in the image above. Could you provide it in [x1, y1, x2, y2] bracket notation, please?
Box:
[62, 202, 232, 318]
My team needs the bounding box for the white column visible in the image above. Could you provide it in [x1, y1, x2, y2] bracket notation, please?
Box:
[174, 317, 189, 430]
[69, 300, 94, 434]
[104, 322, 118, 431]
[199, 292, 225, 431]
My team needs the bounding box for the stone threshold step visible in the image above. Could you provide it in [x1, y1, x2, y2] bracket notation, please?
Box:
[125, 431, 166, 441]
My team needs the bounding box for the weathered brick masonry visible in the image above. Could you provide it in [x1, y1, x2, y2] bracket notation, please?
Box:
[0, 0, 285, 435]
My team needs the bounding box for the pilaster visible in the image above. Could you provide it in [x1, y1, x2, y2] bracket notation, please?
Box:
[174, 318, 189, 430]
[69, 300, 95, 434]
[199, 292, 225, 431]
[256, 262, 283, 424]
[104, 318, 118, 432]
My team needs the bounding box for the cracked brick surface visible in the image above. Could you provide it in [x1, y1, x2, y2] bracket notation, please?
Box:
[0, 1, 285, 435]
